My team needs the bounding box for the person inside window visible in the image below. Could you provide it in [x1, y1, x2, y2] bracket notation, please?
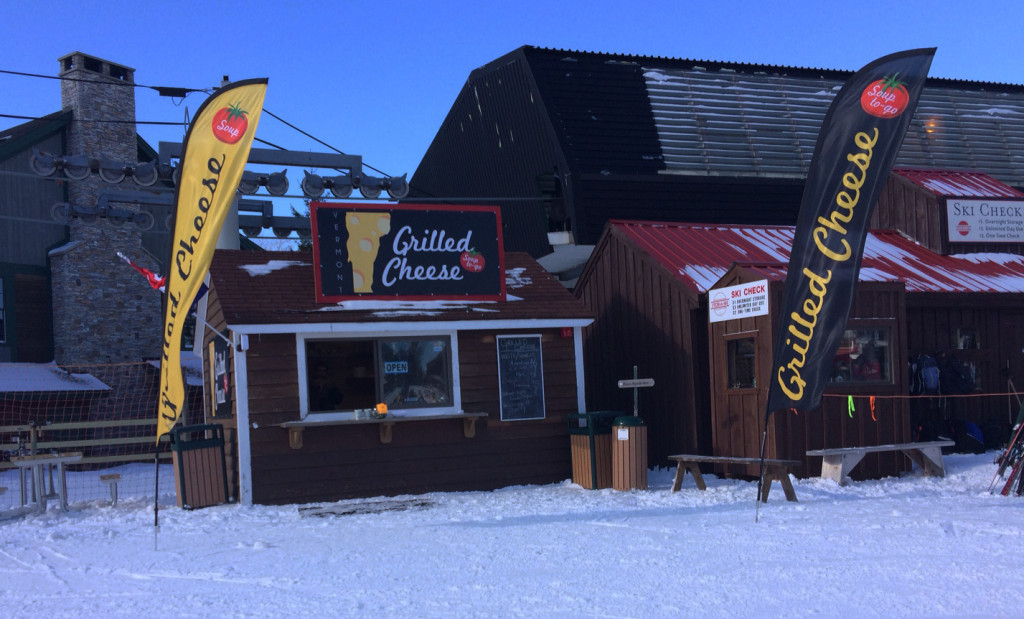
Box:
[310, 362, 343, 411]
[854, 344, 882, 381]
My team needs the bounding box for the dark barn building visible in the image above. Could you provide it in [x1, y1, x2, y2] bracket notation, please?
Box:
[575, 216, 1024, 477]
[411, 46, 1024, 261]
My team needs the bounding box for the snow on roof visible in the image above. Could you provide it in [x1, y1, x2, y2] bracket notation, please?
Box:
[239, 260, 310, 276]
[0, 362, 110, 393]
[611, 220, 1024, 294]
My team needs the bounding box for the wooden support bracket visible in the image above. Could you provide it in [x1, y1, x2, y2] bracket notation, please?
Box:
[379, 422, 394, 444]
[463, 416, 478, 438]
[288, 427, 303, 450]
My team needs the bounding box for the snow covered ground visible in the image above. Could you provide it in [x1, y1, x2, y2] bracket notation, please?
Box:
[1, 452, 1022, 618]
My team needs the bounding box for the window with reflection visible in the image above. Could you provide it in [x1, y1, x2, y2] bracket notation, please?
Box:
[303, 336, 454, 414]
[727, 338, 756, 389]
[829, 327, 892, 384]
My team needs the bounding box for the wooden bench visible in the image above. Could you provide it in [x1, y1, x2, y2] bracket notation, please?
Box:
[806, 440, 955, 485]
[99, 473, 122, 507]
[668, 455, 801, 502]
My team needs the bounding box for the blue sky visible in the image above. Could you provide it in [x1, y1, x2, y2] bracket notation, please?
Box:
[3, 0, 1022, 209]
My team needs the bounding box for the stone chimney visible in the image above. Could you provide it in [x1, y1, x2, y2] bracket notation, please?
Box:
[50, 52, 163, 364]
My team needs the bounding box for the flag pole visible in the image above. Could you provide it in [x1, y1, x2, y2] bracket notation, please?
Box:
[754, 410, 770, 523]
[153, 441, 161, 549]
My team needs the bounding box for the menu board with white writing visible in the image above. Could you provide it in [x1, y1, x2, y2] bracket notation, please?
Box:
[311, 203, 505, 301]
[497, 335, 545, 421]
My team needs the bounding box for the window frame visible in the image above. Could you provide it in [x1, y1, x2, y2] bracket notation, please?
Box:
[829, 325, 893, 386]
[296, 329, 461, 421]
[725, 335, 757, 390]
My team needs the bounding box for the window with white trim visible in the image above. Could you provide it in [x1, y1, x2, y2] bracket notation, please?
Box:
[300, 332, 457, 418]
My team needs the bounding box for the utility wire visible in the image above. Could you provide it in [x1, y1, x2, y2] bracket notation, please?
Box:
[1, 66, 427, 191]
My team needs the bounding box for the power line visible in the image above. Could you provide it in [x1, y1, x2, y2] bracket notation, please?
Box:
[0, 113, 185, 126]
[0, 67, 209, 97]
[1, 65, 410, 183]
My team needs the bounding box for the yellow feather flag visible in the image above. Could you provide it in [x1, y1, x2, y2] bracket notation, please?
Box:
[156, 79, 267, 441]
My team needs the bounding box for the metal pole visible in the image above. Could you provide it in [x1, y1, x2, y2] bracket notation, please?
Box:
[632, 365, 639, 416]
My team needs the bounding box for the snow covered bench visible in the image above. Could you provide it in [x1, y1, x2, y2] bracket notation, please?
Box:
[668, 455, 800, 502]
[805, 440, 955, 485]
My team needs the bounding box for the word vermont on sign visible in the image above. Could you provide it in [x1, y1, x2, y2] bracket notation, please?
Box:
[311, 203, 506, 301]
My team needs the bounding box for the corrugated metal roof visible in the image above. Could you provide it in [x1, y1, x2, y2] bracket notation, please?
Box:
[610, 220, 1024, 295]
[893, 169, 1024, 198]
[515, 47, 1024, 185]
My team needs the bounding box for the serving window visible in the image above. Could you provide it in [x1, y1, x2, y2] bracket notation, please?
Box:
[300, 332, 457, 418]
[829, 327, 892, 384]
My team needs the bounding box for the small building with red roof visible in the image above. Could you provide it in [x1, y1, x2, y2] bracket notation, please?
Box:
[202, 246, 593, 505]
[575, 183, 1024, 479]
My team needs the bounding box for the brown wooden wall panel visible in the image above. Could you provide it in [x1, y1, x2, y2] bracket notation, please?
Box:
[905, 297, 1024, 445]
[236, 326, 582, 504]
[250, 422, 571, 504]
[577, 231, 703, 469]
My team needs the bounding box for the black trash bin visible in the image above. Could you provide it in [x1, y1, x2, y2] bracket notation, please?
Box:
[568, 411, 621, 489]
[169, 424, 230, 509]
[612, 416, 648, 490]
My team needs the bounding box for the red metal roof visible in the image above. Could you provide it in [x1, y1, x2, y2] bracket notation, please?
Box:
[893, 169, 1024, 198]
[609, 220, 1024, 294]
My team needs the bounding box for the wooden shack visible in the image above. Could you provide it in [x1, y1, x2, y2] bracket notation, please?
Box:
[200, 205, 592, 506]
[708, 264, 910, 479]
[576, 214, 1024, 479]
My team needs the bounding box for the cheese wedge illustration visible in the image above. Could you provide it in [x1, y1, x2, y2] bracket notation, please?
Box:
[346, 212, 391, 292]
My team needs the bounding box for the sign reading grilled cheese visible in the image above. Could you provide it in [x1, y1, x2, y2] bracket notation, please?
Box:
[311, 203, 506, 301]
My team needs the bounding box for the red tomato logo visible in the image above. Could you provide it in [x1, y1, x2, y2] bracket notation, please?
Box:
[460, 249, 485, 273]
[860, 74, 910, 118]
[211, 102, 249, 144]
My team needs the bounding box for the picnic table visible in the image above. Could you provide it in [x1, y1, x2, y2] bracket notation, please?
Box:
[668, 454, 800, 502]
[8, 451, 83, 514]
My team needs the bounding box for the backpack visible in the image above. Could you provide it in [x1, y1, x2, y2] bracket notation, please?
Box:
[915, 354, 940, 395]
[939, 354, 976, 395]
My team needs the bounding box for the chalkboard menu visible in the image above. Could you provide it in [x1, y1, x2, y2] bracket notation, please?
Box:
[497, 335, 545, 421]
[311, 202, 505, 302]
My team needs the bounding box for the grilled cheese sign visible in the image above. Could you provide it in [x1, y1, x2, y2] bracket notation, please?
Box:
[765, 48, 933, 415]
[775, 130, 875, 401]
[312, 203, 506, 301]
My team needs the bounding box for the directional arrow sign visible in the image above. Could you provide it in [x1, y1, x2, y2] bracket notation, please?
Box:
[617, 378, 655, 388]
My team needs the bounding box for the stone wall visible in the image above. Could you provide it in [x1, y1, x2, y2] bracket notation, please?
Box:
[51, 53, 163, 364]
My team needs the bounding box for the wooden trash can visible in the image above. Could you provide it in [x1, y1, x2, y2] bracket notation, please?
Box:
[568, 411, 619, 489]
[612, 416, 647, 490]
[169, 424, 229, 510]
